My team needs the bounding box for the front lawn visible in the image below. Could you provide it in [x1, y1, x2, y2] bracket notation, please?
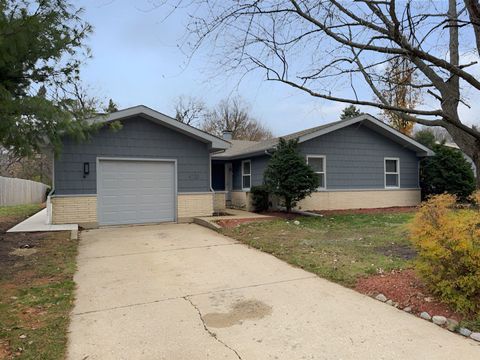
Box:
[222, 211, 416, 287]
[0, 204, 78, 359]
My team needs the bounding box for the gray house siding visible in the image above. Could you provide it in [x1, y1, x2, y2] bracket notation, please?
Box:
[54, 116, 211, 195]
[298, 123, 419, 189]
[230, 123, 419, 191]
[232, 155, 270, 190]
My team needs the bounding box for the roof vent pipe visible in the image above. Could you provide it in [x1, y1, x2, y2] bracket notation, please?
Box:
[222, 130, 233, 141]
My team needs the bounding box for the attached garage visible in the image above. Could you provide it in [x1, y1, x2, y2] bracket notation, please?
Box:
[97, 159, 176, 226]
[49, 105, 230, 226]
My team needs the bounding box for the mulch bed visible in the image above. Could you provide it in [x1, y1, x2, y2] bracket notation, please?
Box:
[260, 211, 302, 220]
[216, 211, 304, 228]
[216, 217, 275, 228]
[309, 206, 417, 216]
[355, 269, 463, 321]
[0, 214, 49, 275]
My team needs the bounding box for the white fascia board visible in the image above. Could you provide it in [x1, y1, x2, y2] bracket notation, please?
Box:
[89, 105, 230, 150]
[298, 114, 434, 157]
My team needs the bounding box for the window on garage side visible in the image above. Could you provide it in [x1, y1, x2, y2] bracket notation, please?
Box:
[307, 155, 326, 189]
[385, 158, 400, 188]
[242, 160, 251, 190]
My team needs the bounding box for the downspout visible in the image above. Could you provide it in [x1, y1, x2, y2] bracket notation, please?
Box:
[46, 150, 55, 225]
[209, 152, 214, 192]
[209, 151, 217, 214]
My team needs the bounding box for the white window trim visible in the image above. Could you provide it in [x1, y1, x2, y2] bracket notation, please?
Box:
[241, 159, 251, 191]
[306, 155, 327, 190]
[384, 157, 400, 189]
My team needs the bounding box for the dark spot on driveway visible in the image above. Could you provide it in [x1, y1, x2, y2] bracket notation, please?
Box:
[203, 299, 272, 328]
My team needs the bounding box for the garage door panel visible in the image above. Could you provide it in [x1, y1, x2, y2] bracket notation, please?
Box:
[102, 199, 136, 211]
[137, 195, 172, 204]
[98, 160, 176, 225]
[102, 210, 138, 220]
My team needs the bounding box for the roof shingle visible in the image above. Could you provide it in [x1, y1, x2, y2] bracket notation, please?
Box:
[213, 120, 344, 158]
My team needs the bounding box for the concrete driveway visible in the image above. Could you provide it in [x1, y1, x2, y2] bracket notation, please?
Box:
[68, 223, 480, 360]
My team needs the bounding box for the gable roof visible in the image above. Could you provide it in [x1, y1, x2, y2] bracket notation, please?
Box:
[214, 114, 434, 159]
[89, 105, 230, 151]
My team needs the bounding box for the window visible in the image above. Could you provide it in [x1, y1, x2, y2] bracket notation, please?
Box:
[242, 160, 251, 190]
[307, 155, 326, 189]
[385, 158, 400, 188]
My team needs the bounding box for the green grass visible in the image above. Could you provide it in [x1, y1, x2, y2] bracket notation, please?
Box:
[223, 211, 416, 287]
[0, 209, 77, 359]
[0, 204, 43, 218]
[460, 317, 480, 332]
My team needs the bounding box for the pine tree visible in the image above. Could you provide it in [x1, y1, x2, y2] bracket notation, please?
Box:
[264, 138, 319, 212]
[340, 105, 362, 120]
[0, 0, 92, 156]
[419, 145, 475, 200]
[414, 129, 436, 149]
[105, 99, 119, 113]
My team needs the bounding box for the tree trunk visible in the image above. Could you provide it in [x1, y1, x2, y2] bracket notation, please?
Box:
[285, 197, 292, 213]
[474, 158, 480, 188]
[470, 149, 480, 188]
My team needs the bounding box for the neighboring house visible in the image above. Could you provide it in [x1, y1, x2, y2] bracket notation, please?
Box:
[49, 106, 432, 227]
[442, 142, 477, 177]
[212, 114, 433, 212]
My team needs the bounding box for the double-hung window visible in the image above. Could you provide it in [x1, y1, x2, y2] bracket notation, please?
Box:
[242, 160, 251, 190]
[307, 155, 326, 190]
[384, 158, 400, 188]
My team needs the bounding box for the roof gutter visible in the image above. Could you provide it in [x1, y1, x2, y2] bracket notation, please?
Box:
[212, 148, 275, 161]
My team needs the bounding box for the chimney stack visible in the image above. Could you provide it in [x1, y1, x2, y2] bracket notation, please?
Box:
[222, 130, 233, 141]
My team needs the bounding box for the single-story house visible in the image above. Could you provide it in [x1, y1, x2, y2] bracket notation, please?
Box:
[211, 113, 433, 211]
[48, 105, 433, 227]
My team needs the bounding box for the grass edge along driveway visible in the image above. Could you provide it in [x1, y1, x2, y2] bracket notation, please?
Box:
[221, 211, 415, 288]
[0, 204, 78, 360]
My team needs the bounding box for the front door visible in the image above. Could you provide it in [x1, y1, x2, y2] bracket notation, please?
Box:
[225, 162, 233, 201]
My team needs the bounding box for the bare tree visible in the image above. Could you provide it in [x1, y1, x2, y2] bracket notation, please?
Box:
[173, 95, 206, 126]
[202, 98, 273, 141]
[159, 0, 480, 185]
[0, 151, 53, 184]
[54, 82, 104, 120]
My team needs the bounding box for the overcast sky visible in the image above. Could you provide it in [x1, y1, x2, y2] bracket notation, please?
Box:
[77, 0, 479, 137]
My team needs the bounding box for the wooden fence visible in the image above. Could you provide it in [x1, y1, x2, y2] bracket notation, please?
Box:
[0, 176, 49, 206]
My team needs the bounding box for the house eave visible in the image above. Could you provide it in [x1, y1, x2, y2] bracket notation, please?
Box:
[212, 149, 273, 160]
[297, 114, 434, 157]
[210, 114, 436, 160]
[89, 105, 231, 151]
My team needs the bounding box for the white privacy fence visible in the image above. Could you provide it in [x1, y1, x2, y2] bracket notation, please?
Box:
[0, 176, 49, 206]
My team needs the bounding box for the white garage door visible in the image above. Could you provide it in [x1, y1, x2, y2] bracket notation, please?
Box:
[97, 159, 176, 225]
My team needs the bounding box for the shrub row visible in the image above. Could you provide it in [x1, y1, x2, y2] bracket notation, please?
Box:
[410, 193, 480, 315]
